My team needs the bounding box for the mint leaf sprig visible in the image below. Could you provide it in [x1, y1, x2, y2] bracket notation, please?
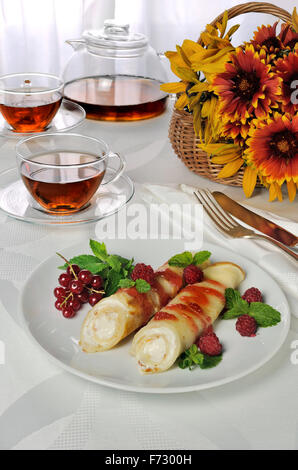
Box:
[118, 278, 151, 293]
[168, 250, 211, 268]
[58, 240, 135, 297]
[223, 288, 281, 327]
[178, 344, 222, 370]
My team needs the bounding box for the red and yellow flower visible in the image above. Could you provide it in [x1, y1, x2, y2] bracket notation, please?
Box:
[275, 51, 298, 114]
[279, 23, 298, 50]
[251, 22, 282, 54]
[212, 45, 280, 124]
[161, 8, 298, 201]
[245, 114, 298, 201]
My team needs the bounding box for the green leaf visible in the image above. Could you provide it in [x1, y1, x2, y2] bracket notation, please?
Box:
[58, 255, 106, 274]
[89, 240, 108, 261]
[222, 306, 248, 319]
[223, 288, 249, 319]
[178, 358, 192, 369]
[248, 302, 281, 327]
[114, 255, 134, 267]
[57, 240, 135, 300]
[104, 271, 122, 296]
[106, 255, 122, 273]
[178, 344, 222, 371]
[119, 258, 134, 278]
[193, 250, 211, 266]
[225, 288, 242, 309]
[168, 251, 193, 268]
[135, 279, 151, 293]
[118, 279, 136, 289]
[200, 354, 222, 369]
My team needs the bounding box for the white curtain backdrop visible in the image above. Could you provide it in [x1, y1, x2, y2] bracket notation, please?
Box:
[0, 0, 115, 74]
[0, 0, 296, 77]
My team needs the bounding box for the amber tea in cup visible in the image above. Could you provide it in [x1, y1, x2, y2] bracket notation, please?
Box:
[16, 133, 125, 214]
[0, 73, 63, 132]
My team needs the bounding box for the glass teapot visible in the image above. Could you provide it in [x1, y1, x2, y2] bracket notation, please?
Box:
[63, 20, 169, 121]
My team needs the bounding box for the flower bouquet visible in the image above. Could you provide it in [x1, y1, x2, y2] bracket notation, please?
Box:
[161, 3, 298, 201]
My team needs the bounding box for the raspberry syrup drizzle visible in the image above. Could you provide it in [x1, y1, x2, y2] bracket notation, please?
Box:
[154, 311, 178, 321]
[154, 268, 183, 291]
[164, 304, 199, 333]
[183, 285, 225, 303]
[153, 268, 183, 307]
[205, 279, 226, 289]
[156, 283, 225, 332]
[125, 287, 154, 323]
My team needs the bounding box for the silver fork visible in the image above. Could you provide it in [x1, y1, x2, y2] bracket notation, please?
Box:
[194, 189, 298, 262]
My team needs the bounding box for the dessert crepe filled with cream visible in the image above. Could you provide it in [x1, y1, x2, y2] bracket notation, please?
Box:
[80, 258, 211, 352]
[131, 262, 245, 374]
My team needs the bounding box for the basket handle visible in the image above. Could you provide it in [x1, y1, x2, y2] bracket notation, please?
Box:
[198, 1, 292, 44]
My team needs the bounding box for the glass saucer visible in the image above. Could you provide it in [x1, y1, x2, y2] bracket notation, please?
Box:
[0, 167, 134, 225]
[0, 99, 86, 139]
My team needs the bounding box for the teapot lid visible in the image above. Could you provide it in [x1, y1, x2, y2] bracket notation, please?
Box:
[83, 19, 148, 50]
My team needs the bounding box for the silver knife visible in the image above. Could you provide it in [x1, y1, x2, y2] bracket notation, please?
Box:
[212, 191, 298, 248]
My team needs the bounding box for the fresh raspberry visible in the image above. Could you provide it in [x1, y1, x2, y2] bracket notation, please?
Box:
[183, 265, 204, 284]
[236, 314, 257, 337]
[242, 287, 263, 303]
[131, 263, 154, 285]
[201, 325, 214, 337]
[197, 332, 222, 356]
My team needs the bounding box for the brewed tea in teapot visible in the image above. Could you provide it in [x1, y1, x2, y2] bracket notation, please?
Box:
[63, 20, 168, 121]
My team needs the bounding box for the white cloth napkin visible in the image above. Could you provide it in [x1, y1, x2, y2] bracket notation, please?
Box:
[139, 184, 298, 318]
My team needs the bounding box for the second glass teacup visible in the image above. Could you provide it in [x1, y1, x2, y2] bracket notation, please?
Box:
[16, 133, 126, 214]
[0, 73, 63, 132]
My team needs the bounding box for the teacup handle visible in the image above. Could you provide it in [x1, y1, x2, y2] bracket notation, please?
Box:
[101, 152, 126, 186]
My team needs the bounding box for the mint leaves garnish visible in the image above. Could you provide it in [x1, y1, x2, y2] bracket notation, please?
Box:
[58, 240, 135, 297]
[59, 255, 107, 274]
[89, 240, 108, 261]
[223, 288, 281, 327]
[178, 344, 222, 370]
[118, 279, 135, 289]
[248, 303, 281, 327]
[193, 251, 212, 266]
[58, 240, 153, 296]
[118, 278, 151, 293]
[135, 279, 151, 293]
[223, 288, 249, 319]
[168, 251, 193, 267]
[168, 250, 211, 268]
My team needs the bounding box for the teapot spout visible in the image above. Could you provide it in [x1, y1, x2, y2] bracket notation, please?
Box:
[66, 39, 85, 51]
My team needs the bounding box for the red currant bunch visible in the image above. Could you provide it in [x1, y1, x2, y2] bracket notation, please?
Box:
[54, 261, 104, 318]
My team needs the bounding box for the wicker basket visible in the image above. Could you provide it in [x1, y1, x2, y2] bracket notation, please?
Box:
[169, 2, 291, 187]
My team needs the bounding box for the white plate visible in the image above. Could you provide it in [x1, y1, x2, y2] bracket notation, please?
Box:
[19, 239, 290, 393]
[0, 99, 85, 138]
[0, 167, 134, 226]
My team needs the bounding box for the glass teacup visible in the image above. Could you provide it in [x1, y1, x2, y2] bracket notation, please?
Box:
[16, 133, 126, 214]
[0, 73, 64, 132]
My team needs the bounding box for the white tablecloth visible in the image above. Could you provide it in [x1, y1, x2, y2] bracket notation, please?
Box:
[0, 105, 298, 450]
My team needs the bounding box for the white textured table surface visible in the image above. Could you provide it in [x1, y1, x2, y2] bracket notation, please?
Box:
[0, 106, 298, 450]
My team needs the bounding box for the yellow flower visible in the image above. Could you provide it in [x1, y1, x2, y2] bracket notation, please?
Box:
[190, 45, 235, 81]
[292, 7, 298, 33]
[242, 166, 258, 198]
[160, 11, 240, 107]
[190, 11, 239, 81]
[160, 41, 201, 110]
[198, 141, 244, 178]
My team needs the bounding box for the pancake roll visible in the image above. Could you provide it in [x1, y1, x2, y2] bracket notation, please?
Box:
[131, 262, 245, 374]
[80, 258, 211, 352]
